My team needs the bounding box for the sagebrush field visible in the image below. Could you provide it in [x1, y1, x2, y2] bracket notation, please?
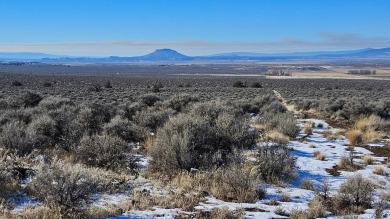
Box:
[0, 63, 390, 219]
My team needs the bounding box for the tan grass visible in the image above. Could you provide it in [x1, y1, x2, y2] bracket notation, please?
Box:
[373, 165, 387, 176]
[362, 155, 374, 165]
[280, 193, 292, 202]
[266, 130, 290, 144]
[346, 129, 363, 145]
[300, 178, 315, 191]
[314, 151, 326, 161]
[303, 122, 313, 135]
[323, 130, 339, 140]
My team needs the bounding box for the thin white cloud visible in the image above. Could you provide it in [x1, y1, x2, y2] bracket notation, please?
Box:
[1, 33, 389, 56]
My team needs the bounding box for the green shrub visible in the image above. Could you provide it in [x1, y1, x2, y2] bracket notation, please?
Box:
[76, 134, 136, 172]
[333, 174, 374, 214]
[103, 115, 142, 143]
[251, 144, 297, 183]
[150, 106, 256, 174]
[0, 121, 33, 155]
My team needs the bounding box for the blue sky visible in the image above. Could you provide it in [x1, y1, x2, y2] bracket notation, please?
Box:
[1, 0, 390, 56]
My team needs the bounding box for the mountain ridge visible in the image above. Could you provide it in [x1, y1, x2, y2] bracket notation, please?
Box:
[1, 47, 390, 63]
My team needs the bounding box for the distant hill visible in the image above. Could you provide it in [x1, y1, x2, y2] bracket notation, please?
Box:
[0, 52, 66, 60]
[1, 47, 389, 63]
[137, 48, 192, 61]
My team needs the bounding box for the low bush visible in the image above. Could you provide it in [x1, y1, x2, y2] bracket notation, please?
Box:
[11, 92, 42, 108]
[150, 106, 256, 174]
[209, 165, 265, 203]
[28, 160, 98, 217]
[250, 82, 262, 88]
[332, 174, 374, 214]
[76, 134, 136, 173]
[232, 80, 247, 88]
[259, 112, 300, 139]
[0, 121, 33, 155]
[103, 116, 142, 143]
[11, 80, 22, 86]
[251, 144, 297, 183]
[163, 94, 198, 112]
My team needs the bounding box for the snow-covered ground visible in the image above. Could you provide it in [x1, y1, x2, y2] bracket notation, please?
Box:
[107, 118, 390, 219]
[10, 118, 390, 218]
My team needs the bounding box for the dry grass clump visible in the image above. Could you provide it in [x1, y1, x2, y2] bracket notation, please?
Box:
[290, 197, 327, 219]
[362, 155, 374, 165]
[265, 130, 290, 144]
[338, 155, 361, 171]
[197, 207, 245, 219]
[303, 121, 313, 135]
[346, 129, 363, 145]
[280, 193, 292, 202]
[387, 158, 390, 168]
[313, 151, 326, 161]
[274, 207, 289, 217]
[300, 178, 315, 191]
[175, 207, 245, 219]
[172, 165, 265, 203]
[323, 130, 339, 140]
[267, 199, 280, 206]
[348, 115, 386, 144]
[128, 190, 204, 212]
[373, 165, 387, 176]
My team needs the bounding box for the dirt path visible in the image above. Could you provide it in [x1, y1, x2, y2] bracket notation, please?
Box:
[272, 90, 300, 114]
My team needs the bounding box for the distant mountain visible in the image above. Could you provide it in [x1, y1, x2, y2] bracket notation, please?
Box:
[0, 52, 66, 60]
[1, 47, 389, 63]
[345, 47, 390, 57]
[211, 48, 371, 57]
[137, 48, 192, 61]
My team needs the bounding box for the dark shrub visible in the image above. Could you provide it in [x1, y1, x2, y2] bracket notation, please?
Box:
[12, 92, 43, 108]
[42, 82, 52, 87]
[233, 80, 247, 88]
[76, 103, 114, 135]
[11, 80, 22, 86]
[104, 81, 112, 88]
[250, 82, 263, 88]
[164, 94, 199, 112]
[139, 94, 161, 107]
[49, 107, 83, 151]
